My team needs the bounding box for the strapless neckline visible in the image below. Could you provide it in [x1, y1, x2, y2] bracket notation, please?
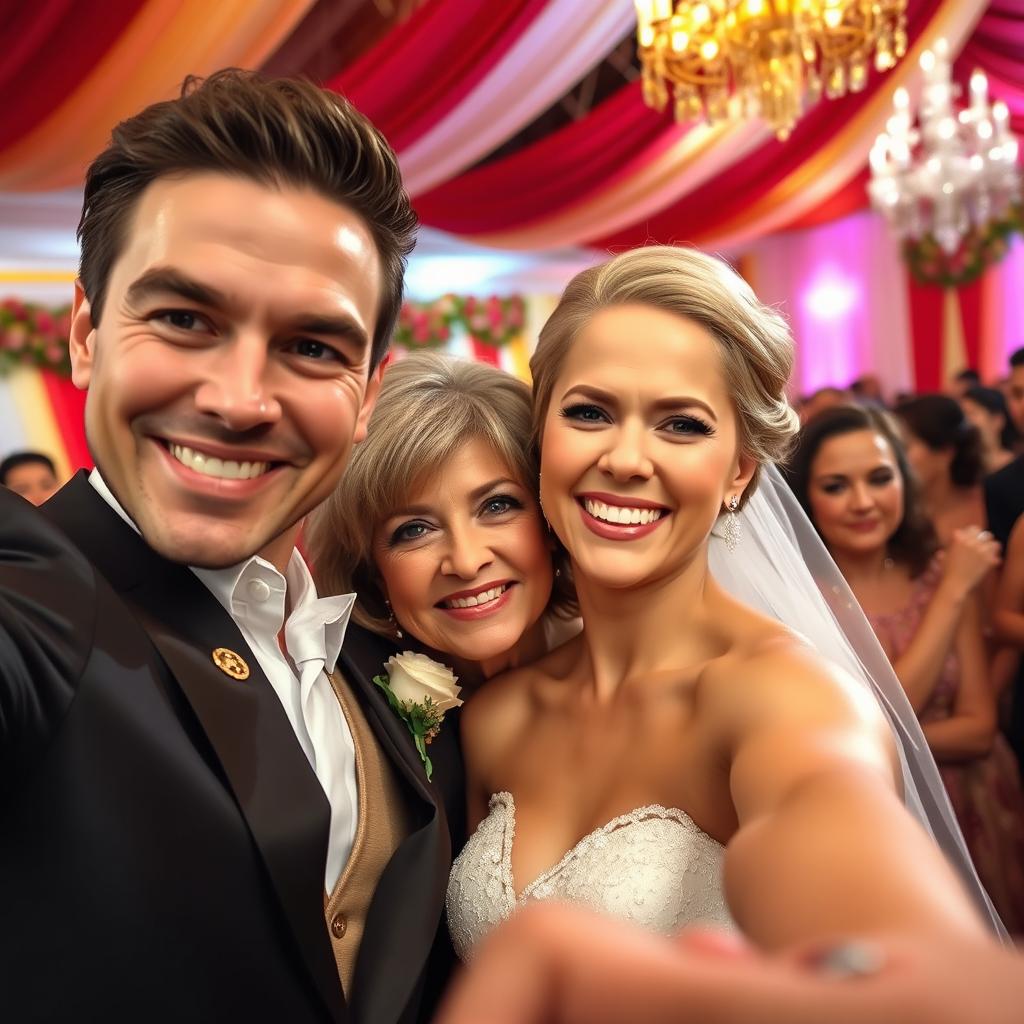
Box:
[492, 790, 723, 901]
[447, 790, 734, 959]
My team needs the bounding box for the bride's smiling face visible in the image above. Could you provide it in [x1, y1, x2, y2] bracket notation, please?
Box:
[539, 303, 754, 591]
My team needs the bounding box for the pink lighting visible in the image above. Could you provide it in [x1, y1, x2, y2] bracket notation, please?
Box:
[744, 209, 914, 397]
[803, 271, 858, 322]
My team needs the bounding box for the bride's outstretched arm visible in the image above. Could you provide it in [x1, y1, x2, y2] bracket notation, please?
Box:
[719, 643, 986, 947]
[433, 903, 1018, 1024]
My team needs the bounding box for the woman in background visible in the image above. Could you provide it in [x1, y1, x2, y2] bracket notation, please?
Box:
[307, 352, 577, 692]
[787, 404, 1024, 931]
[961, 386, 1018, 475]
[895, 394, 987, 543]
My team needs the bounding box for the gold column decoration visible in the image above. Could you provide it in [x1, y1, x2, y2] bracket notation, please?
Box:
[635, 0, 908, 139]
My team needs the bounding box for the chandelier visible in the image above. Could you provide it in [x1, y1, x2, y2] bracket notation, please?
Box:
[868, 39, 1021, 258]
[634, 0, 908, 140]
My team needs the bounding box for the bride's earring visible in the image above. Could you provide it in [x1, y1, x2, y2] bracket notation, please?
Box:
[723, 495, 741, 553]
[384, 597, 404, 640]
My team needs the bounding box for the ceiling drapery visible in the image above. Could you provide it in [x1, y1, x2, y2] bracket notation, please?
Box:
[0, 0, 1019, 252]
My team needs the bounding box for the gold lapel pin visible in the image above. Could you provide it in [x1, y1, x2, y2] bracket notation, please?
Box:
[212, 647, 250, 681]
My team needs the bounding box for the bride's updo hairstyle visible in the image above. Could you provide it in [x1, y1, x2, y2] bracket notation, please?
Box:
[530, 245, 799, 503]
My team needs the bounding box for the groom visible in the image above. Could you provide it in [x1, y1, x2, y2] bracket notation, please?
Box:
[0, 71, 462, 1023]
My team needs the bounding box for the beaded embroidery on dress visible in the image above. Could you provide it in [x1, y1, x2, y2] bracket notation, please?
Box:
[446, 791, 734, 960]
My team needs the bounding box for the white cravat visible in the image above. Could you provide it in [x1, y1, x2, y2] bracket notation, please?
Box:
[88, 470, 359, 891]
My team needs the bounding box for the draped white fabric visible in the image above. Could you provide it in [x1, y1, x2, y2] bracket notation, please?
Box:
[399, 0, 636, 197]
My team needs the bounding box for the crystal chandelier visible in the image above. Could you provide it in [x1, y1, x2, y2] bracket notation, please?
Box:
[868, 39, 1021, 257]
[634, 0, 908, 140]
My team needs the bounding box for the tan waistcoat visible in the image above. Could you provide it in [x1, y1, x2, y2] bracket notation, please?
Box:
[324, 670, 414, 995]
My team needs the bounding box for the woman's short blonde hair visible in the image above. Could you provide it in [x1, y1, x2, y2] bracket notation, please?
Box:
[307, 351, 575, 636]
[530, 245, 799, 501]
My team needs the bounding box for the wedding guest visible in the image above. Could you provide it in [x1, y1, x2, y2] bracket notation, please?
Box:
[985, 348, 1024, 549]
[849, 373, 885, 406]
[787, 404, 1024, 931]
[435, 902, 1022, 1024]
[1005, 347, 1024, 440]
[949, 368, 981, 399]
[0, 450, 61, 505]
[446, 247, 996, 971]
[995, 515, 1024, 778]
[961, 386, 1018, 475]
[908, 388, 1024, 714]
[307, 352, 577, 692]
[895, 394, 987, 543]
[799, 385, 849, 424]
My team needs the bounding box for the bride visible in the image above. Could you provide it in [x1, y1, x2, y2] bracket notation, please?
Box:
[447, 246, 999, 959]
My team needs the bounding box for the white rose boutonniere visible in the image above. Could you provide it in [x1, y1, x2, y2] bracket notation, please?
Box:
[373, 652, 462, 781]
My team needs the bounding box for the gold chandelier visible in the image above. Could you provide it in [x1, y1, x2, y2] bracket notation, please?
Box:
[635, 0, 908, 139]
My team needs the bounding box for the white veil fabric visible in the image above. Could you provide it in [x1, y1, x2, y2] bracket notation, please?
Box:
[708, 464, 1006, 938]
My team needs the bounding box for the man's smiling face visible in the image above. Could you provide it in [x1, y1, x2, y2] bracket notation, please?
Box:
[69, 172, 384, 571]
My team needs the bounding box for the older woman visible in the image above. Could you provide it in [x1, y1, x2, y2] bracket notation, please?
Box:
[307, 352, 577, 690]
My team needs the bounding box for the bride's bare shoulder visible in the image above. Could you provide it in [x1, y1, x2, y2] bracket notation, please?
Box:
[461, 635, 583, 750]
[703, 603, 890, 744]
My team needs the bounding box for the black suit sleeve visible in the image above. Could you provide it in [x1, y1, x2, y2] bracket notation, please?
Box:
[984, 465, 1023, 550]
[0, 489, 93, 773]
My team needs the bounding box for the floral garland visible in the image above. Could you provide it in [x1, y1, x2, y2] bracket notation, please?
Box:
[904, 204, 1022, 288]
[0, 292, 529, 376]
[393, 293, 526, 349]
[0, 299, 73, 376]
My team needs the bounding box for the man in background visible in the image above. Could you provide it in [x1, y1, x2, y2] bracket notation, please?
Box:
[986, 348, 1024, 548]
[0, 450, 61, 505]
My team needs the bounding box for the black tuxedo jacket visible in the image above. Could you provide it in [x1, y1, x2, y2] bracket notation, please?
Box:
[984, 454, 1024, 549]
[0, 474, 464, 1023]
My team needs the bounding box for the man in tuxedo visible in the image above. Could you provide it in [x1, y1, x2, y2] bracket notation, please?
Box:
[0, 70, 462, 1023]
[985, 347, 1024, 778]
[985, 347, 1024, 550]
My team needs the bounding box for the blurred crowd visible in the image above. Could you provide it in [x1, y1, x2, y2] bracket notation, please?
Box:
[787, 346, 1024, 931]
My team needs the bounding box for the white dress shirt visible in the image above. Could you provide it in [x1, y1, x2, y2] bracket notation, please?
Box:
[88, 470, 359, 891]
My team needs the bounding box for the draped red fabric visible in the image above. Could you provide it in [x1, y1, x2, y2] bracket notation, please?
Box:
[329, 0, 549, 153]
[957, 276, 984, 372]
[906, 276, 946, 392]
[0, 0, 145, 152]
[414, 84, 677, 234]
[40, 370, 92, 473]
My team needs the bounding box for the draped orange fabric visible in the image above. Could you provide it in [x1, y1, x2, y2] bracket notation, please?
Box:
[0, 0, 316, 191]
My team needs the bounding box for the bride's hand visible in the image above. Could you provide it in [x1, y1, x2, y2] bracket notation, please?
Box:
[433, 903, 1021, 1024]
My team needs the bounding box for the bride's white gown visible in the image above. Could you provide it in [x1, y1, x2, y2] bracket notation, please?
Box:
[446, 790, 734, 960]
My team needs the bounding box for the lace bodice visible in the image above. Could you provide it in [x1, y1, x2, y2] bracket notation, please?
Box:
[446, 791, 733, 960]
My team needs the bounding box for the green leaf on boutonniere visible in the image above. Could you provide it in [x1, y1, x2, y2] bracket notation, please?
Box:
[372, 674, 441, 781]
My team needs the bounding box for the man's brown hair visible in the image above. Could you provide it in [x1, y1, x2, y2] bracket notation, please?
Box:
[77, 68, 417, 368]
